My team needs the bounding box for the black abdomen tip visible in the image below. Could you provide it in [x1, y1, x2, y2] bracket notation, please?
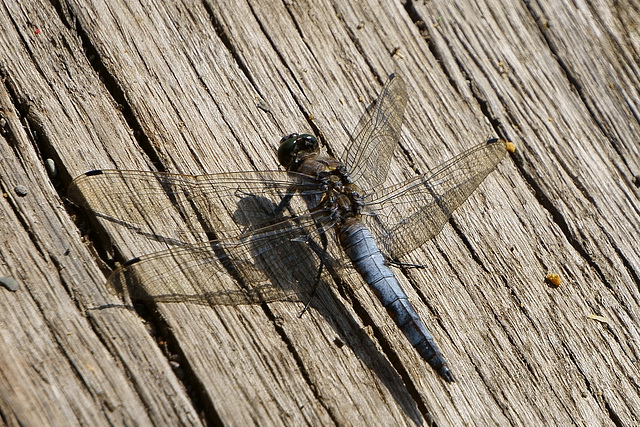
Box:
[440, 366, 455, 383]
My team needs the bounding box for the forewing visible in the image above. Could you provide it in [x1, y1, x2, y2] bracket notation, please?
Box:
[363, 139, 510, 259]
[106, 215, 334, 305]
[68, 169, 324, 244]
[343, 74, 408, 190]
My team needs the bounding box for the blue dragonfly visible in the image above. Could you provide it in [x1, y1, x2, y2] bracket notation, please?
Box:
[69, 74, 514, 382]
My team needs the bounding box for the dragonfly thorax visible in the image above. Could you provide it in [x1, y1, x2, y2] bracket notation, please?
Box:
[307, 164, 365, 225]
[279, 132, 365, 222]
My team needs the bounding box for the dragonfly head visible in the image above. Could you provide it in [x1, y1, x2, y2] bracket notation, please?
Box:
[278, 133, 319, 170]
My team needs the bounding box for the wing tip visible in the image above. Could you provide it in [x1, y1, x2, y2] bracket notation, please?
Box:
[122, 257, 142, 267]
[487, 138, 516, 153]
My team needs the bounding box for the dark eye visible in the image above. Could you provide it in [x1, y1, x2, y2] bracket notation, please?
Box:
[299, 134, 317, 147]
[277, 135, 298, 168]
[278, 133, 319, 168]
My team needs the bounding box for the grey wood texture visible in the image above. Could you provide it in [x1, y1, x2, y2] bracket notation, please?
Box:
[1, 0, 638, 425]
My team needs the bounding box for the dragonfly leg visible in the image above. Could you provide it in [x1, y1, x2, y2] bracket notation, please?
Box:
[298, 259, 325, 318]
[273, 192, 295, 217]
[297, 226, 330, 318]
[387, 258, 427, 269]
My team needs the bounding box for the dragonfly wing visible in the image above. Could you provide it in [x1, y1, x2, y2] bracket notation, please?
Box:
[106, 215, 336, 305]
[343, 74, 408, 190]
[69, 169, 324, 245]
[363, 139, 510, 259]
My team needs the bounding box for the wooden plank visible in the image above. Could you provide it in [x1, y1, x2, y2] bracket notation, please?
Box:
[54, 0, 418, 424]
[0, 82, 200, 424]
[411, 0, 640, 423]
[0, 1, 201, 425]
[0, 0, 638, 425]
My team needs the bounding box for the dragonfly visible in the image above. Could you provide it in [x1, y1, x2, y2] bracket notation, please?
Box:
[69, 74, 514, 382]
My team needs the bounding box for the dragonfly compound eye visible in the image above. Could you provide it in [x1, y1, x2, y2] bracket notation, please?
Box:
[278, 134, 298, 168]
[278, 133, 319, 169]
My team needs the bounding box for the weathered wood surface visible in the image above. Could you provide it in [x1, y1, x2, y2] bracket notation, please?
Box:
[1, 0, 638, 425]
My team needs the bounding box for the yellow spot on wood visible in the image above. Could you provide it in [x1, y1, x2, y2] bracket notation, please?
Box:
[545, 273, 562, 287]
[505, 141, 516, 153]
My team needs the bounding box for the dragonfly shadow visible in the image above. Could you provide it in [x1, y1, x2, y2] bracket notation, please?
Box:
[228, 194, 323, 304]
[231, 195, 423, 422]
[105, 192, 321, 306]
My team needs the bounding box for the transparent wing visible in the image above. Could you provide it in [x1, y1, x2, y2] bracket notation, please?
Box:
[362, 139, 510, 259]
[69, 169, 343, 305]
[106, 215, 335, 305]
[69, 169, 325, 244]
[343, 74, 408, 190]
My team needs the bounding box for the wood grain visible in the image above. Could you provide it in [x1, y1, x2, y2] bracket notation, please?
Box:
[0, 0, 638, 425]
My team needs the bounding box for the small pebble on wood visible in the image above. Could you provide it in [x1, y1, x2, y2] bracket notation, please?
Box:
[256, 99, 271, 113]
[45, 158, 58, 178]
[14, 185, 28, 197]
[0, 277, 20, 292]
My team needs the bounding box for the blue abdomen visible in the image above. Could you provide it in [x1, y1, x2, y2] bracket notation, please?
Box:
[338, 219, 454, 382]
